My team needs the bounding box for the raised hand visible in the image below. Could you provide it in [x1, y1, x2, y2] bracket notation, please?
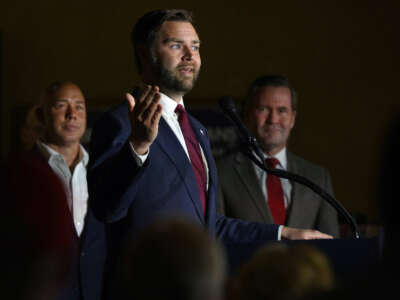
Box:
[126, 85, 163, 155]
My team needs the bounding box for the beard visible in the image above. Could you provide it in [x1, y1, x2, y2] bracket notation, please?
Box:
[152, 56, 200, 95]
[159, 65, 199, 93]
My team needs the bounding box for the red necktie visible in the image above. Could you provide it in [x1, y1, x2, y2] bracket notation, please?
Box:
[266, 158, 286, 225]
[175, 104, 207, 213]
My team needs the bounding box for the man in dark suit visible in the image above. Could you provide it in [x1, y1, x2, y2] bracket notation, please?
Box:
[88, 11, 332, 280]
[15, 81, 107, 300]
[217, 75, 339, 237]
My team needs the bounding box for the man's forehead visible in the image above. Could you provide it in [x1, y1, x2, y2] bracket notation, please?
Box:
[158, 21, 199, 40]
[256, 86, 291, 101]
[53, 97, 85, 103]
[44, 84, 85, 106]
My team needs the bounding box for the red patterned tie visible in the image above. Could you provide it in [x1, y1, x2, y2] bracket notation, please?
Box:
[175, 104, 207, 214]
[266, 158, 286, 225]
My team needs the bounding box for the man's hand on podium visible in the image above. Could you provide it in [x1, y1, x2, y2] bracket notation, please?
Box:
[281, 227, 333, 240]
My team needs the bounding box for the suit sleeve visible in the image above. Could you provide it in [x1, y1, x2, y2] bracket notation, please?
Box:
[316, 169, 340, 237]
[88, 105, 146, 223]
[214, 154, 278, 242]
[215, 213, 279, 242]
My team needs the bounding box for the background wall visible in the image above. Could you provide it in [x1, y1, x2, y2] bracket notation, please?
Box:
[1, 0, 399, 223]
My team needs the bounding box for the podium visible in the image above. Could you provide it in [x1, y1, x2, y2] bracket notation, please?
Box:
[223, 237, 382, 282]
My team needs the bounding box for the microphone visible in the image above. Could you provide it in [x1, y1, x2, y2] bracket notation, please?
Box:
[218, 96, 250, 141]
[218, 96, 264, 164]
[218, 96, 360, 239]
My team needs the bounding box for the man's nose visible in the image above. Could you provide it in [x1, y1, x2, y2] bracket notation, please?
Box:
[182, 45, 194, 60]
[267, 110, 279, 123]
[65, 105, 77, 119]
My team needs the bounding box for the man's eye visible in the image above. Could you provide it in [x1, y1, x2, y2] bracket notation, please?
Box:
[54, 103, 65, 109]
[171, 44, 180, 49]
[278, 108, 288, 114]
[76, 105, 85, 111]
[192, 45, 199, 51]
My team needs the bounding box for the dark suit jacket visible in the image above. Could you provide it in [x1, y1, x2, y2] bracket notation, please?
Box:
[217, 150, 339, 237]
[61, 209, 107, 300]
[77, 209, 107, 300]
[88, 101, 279, 243]
[10, 147, 107, 300]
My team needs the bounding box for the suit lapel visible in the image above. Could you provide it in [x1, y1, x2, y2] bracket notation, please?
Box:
[188, 116, 218, 223]
[189, 116, 216, 187]
[286, 152, 309, 227]
[234, 152, 274, 222]
[155, 118, 205, 223]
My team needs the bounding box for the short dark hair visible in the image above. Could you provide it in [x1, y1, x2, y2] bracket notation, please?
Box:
[121, 218, 226, 300]
[131, 9, 194, 73]
[245, 75, 297, 114]
[39, 81, 67, 109]
[41, 81, 63, 101]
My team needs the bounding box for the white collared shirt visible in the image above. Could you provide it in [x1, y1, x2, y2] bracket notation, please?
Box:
[37, 141, 89, 236]
[131, 92, 209, 189]
[252, 147, 292, 209]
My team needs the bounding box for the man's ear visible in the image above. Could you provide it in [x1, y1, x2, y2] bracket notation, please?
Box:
[291, 110, 297, 129]
[137, 45, 153, 65]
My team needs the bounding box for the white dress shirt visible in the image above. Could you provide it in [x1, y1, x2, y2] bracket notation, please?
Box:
[37, 141, 89, 236]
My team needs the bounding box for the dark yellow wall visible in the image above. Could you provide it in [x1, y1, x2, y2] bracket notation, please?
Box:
[1, 1, 399, 223]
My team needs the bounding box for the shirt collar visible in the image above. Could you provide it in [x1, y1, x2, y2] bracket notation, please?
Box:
[37, 141, 89, 167]
[264, 147, 287, 170]
[159, 92, 184, 117]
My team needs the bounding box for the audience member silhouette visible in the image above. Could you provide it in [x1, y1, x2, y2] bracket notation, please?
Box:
[228, 243, 334, 300]
[117, 217, 227, 300]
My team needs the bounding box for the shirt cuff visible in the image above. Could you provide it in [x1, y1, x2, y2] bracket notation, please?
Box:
[129, 141, 149, 166]
[277, 225, 283, 240]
